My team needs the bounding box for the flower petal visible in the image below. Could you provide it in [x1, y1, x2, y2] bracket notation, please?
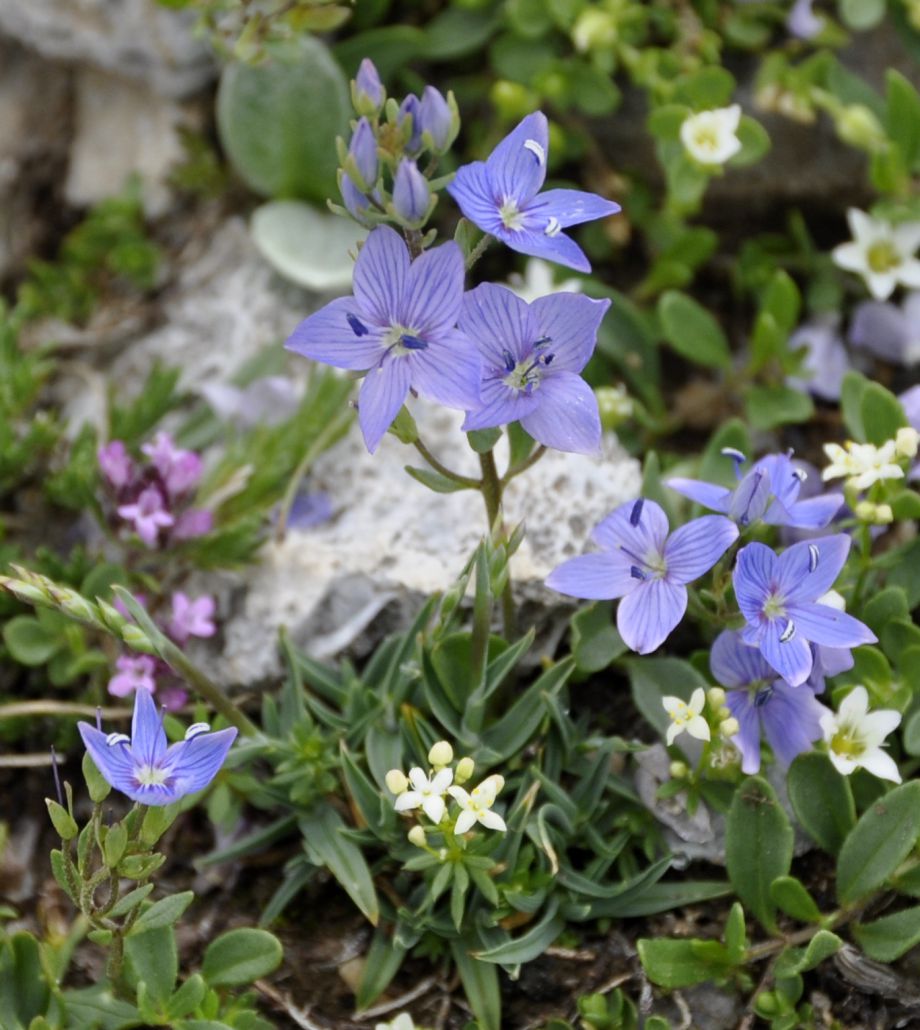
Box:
[446, 161, 503, 235]
[454, 809, 476, 834]
[770, 493, 844, 530]
[131, 686, 167, 767]
[733, 542, 777, 623]
[666, 477, 732, 513]
[527, 187, 621, 228]
[859, 748, 901, 782]
[353, 226, 410, 326]
[545, 552, 635, 600]
[460, 282, 538, 369]
[486, 112, 549, 204]
[78, 723, 138, 796]
[758, 619, 813, 687]
[162, 727, 237, 796]
[409, 329, 482, 410]
[284, 296, 386, 370]
[496, 226, 592, 273]
[663, 515, 738, 584]
[480, 810, 507, 831]
[395, 791, 422, 812]
[462, 375, 540, 430]
[357, 357, 411, 453]
[401, 241, 465, 335]
[422, 795, 446, 823]
[529, 293, 610, 373]
[776, 535, 851, 604]
[710, 629, 774, 689]
[519, 372, 601, 454]
[786, 603, 877, 649]
[592, 498, 670, 556]
[725, 690, 763, 774]
[616, 578, 687, 655]
[760, 682, 825, 768]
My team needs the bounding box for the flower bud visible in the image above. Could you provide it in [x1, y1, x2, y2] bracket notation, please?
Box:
[339, 173, 374, 227]
[571, 8, 617, 53]
[347, 118, 378, 192]
[836, 104, 887, 152]
[896, 426, 919, 458]
[455, 756, 475, 784]
[352, 58, 384, 116]
[720, 717, 740, 738]
[397, 94, 422, 154]
[718, 705, 731, 721]
[855, 500, 878, 522]
[392, 159, 431, 227]
[477, 773, 505, 796]
[669, 760, 688, 779]
[407, 825, 427, 848]
[428, 740, 454, 768]
[876, 503, 894, 524]
[707, 686, 726, 708]
[419, 86, 458, 153]
[385, 769, 408, 794]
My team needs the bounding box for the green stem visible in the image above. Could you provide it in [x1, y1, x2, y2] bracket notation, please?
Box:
[501, 445, 547, 486]
[479, 451, 516, 640]
[465, 234, 493, 270]
[412, 438, 480, 488]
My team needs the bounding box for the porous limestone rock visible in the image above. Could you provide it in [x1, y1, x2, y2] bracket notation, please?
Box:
[0, 0, 214, 99]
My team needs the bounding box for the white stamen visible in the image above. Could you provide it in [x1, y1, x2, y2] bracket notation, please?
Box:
[523, 139, 545, 165]
[779, 619, 796, 643]
[793, 467, 808, 482]
[106, 733, 130, 747]
[721, 447, 746, 463]
[808, 544, 819, 573]
[185, 722, 211, 741]
[544, 216, 561, 237]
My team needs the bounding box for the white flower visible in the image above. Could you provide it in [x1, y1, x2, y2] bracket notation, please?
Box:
[663, 688, 711, 746]
[832, 209, 920, 300]
[679, 105, 742, 166]
[822, 440, 904, 491]
[448, 775, 506, 834]
[375, 1014, 415, 1030]
[820, 686, 901, 782]
[394, 766, 453, 823]
[896, 426, 920, 458]
[506, 258, 582, 303]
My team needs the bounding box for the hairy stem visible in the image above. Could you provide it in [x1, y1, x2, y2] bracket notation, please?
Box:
[479, 450, 516, 640]
[465, 234, 493, 270]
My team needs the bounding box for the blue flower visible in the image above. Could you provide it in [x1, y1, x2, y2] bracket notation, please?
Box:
[546, 499, 739, 654]
[710, 630, 826, 774]
[733, 535, 876, 686]
[667, 450, 843, 530]
[353, 58, 384, 115]
[392, 159, 430, 226]
[419, 85, 455, 153]
[79, 688, 237, 806]
[447, 112, 621, 273]
[459, 282, 609, 454]
[285, 226, 482, 453]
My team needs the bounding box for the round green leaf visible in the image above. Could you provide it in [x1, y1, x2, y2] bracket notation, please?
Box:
[657, 290, 731, 369]
[217, 37, 350, 202]
[202, 928, 283, 987]
[853, 905, 920, 962]
[787, 752, 855, 856]
[3, 616, 61, 666]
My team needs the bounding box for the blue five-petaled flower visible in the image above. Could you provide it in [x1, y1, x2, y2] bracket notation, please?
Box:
[733, 535, 876, 687]
[459, 283, 610, 454]
[79, 688, 237, 806]
[448, 113, 621, 273]
[546, 498, 739, 654]
[285, 226, 482, 453]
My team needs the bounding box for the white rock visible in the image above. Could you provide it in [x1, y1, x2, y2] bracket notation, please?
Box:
[0, 0, 215, 99]
[66, 67, 189, 216]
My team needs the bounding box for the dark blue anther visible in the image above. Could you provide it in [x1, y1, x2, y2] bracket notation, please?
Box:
[754, 686, 774, 708]
[347, 313, 369, 337]
[630, 498, 644, 527]
[533, 336, 552, 349]
[502, 349, 516, 372]
[630, 565, 646, 580]
[542, 353, 555, 366]
[400, 334, 429, 351]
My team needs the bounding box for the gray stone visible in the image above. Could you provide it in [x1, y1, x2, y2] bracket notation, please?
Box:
[0, 0, 215, 99]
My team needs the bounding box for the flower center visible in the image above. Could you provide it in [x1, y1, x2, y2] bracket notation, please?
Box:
[866, 240, 901, 274]
[693, 126, 720, 152]
[499, 197, 524, 231]
[383, 324, 427, 357]
[830, 724, 865, 759]
[667, 700, 692, 726]
[501, 337, 555, 393]
[763, 592, 786, 620]
[135, 764, 169, 788]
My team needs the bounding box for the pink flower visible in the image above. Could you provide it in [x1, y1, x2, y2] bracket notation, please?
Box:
[168, 592, 216, 644]
[117, 487, 174, 547]
[142, 431, 203, 497]
[107, 654, 157, 698]
[98, 441, 134, 490]
[173, 508, 213, 540]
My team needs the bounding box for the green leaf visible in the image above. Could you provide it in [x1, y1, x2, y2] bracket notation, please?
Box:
[838, 0, 885, 30]
[787, 752, 855, 856]
[130, 892, 195, 935]
[475, 900, 563, 966]
[638, 938, 733, 988]
[125, 925, 177, 1005]
[479, 657, 573, 761]
[853, 905, 920, 962]
[860, 382, 906, 444]
[840, 371, 868, 441]
[770, 876, 823, 923]
[731, 116, 771, 167]
[167, 975, 207, 1019]
[774, 930, 842, 976]
[217, 36, 350, 203]
[300, 805, 379, 925]
[355, 930, 406, 1010]
[570, 602, 627, 673]
[588, 879, 730, 918]
[887, 70, 920, 168]
[697, 419, 751, 487]
[451, 939, 501, 1030]
[404, 465, 473, 493]
[837, 781, 920, 903]
[467, 428, 502, 454]
[862, 587, 910, 639]
[626, 657, 707, 737]
[725, 776, 793, 932]
[201, 928, 283, 987]
[657, 290, 731, 368]
[744, 384, 813, 430]
[3, 616, 61, 665]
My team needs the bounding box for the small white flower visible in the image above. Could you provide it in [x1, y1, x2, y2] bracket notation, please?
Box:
[679, 105, 742, 166]
[663, 688, 711, 746]
[506, 258, 583, 303]
[375, 1015, 415, 1030]
[822, 440, 904, 491]
[448, 776, 507, 834]
[896, 426, 920, 458]
[820, 685, 901, 782]
[832, 209, 920, 300]
[394, 766, 453, 823]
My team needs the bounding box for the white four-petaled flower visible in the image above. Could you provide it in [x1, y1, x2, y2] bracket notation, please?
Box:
[680, 105, 742, 166]
[820, 685, 901, 782]
[663, 687, 711, 746]
[448, 774, 507, 834]
[822, 440, 904, 491]
[832, 209, 920, 300]
[394, 766, 453, 823]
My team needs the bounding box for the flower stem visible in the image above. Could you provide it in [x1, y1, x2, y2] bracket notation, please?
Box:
[479, 450, 516, 640]
[465, 234, 493, 270]
[501, 444, 547, 486]
[412, 438, 480, 488]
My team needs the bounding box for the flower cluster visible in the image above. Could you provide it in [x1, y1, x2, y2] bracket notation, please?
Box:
[108, 591, 217, 710]
[386, 741, 507, 840]
[99, 432, 212, 549]
[823, 427, 919, 505]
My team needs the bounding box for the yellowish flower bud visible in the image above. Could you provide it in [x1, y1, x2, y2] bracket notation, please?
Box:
[571, 8, 617, 52]
[428, 740, 454, 768]
[855, 500, 877, 522]
[669, 761, 688, 779]
[455, 757, 475, 784]
[836, 104, 887, 152]
[385, 769, 408, 795]
[720, 717, 740, 738]
[876, 503, 894, 524]
[407, 825, 427, 848]
[707, 687, 726, 708]
[718, 705, 731, 721]
[896, 427, 919, 459]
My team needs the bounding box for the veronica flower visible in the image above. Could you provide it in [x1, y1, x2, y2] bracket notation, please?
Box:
[79, 688, 237, 806]
[459, 282, 609, 453]
[821, 686, 901, 781]
[393, 766, 453, 823]
[168, 592, 216, 645]
[680, 106, 743, 166]
[849, 291, 920, 366]
[285, 226, 481, 453]
[711, 630, 826, 774]
[832, 209, 920, 300]
[117, 486, 174, 547]
[786, 317, 850, 401]
[733, 536, 876, 686]
[447, 112, 620, 273]
[667, 449, 843, 530]
[546, 498, 738, 654]
[663, 688, 710, 745]
[107, 654, 157, 699]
